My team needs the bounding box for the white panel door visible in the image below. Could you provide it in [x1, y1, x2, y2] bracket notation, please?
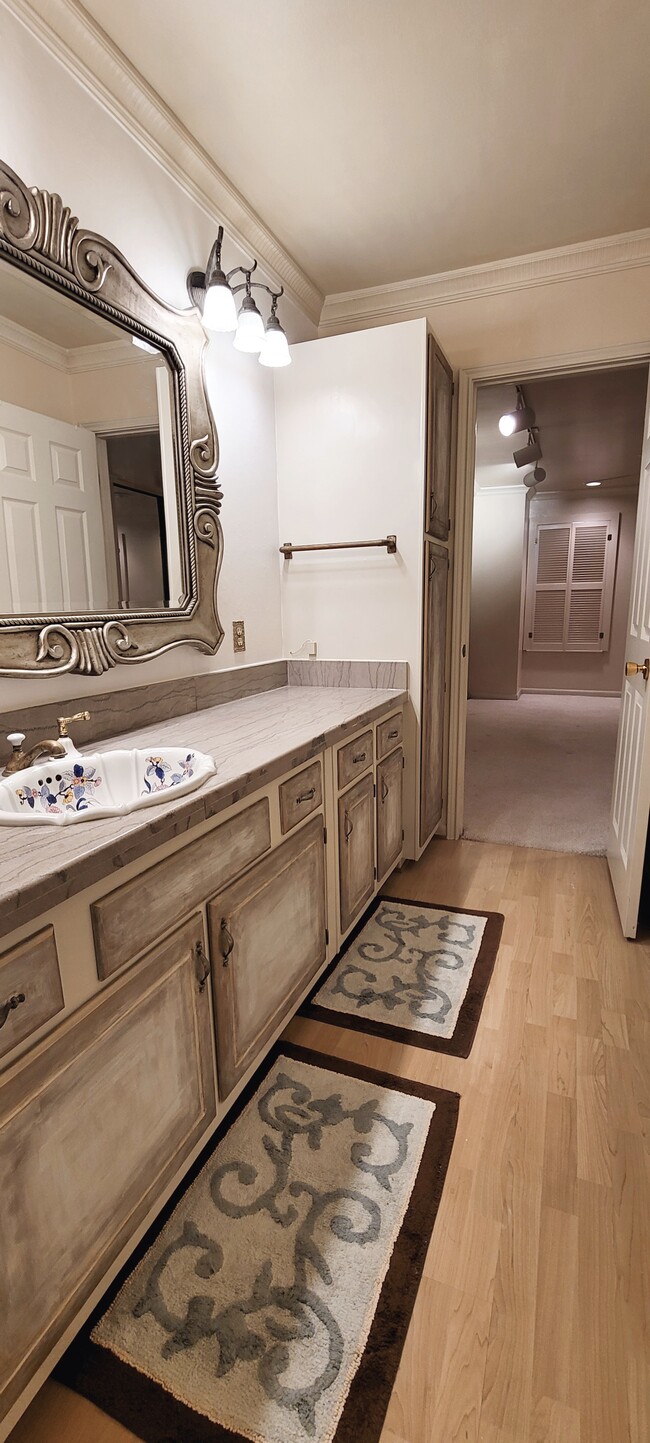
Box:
[0, 399, 108, 613]
[608, 370, 650, 937]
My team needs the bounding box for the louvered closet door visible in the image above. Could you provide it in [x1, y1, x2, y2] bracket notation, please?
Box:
[608, 369, 650, 938]
[525, 517, 618, 652]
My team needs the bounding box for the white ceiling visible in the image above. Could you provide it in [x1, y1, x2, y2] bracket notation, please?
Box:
[79, 0, 650, 297]
[475, 366, 648, 493]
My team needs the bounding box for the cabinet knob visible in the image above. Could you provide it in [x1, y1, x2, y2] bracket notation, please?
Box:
[352, 751, 366, 765]
[220, 919, 235, 966]
[343, 812, 353, 840]
[381, 778, 389, 801]
[296, 786, 316, 804]
[0, 992, 26, 1030]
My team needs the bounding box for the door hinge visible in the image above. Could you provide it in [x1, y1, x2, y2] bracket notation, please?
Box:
[373, 782, 376, 797]
[325, 927, 329, 946]
[373, 865, 377, 879]
[402, 828, 405, 841]
[402, 754, 405, 768]
[323, 824, 327, 845]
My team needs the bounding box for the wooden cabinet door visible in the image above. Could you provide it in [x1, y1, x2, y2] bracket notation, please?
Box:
[0, 914, 216, 1427]
[420, 539, 449, 846]
[377, 748, 404, 883]
[425, 336, 453, 541]
[208, 816, 326, 1099]
[338, 773, 375, 934]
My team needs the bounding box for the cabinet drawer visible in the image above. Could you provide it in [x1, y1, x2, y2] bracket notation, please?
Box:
[92, 797, 271, 980]
[337, 729, 374, 790]
[0, 927, 63, 1063]
[0, 913, 216, 1426]
[376, 711, 403, 760]
[279, 760, 323, 835]
[208, 816, 326, 1098]
[338, 773, 376, 935]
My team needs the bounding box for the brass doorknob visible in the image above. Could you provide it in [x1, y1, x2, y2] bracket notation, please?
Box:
[625, 659, 650, 681]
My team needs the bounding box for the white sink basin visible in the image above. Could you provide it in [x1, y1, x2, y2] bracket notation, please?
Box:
[0, 740, 216, 826]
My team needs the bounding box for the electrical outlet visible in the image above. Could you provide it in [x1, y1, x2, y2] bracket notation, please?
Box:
[232, 620, 246, 653]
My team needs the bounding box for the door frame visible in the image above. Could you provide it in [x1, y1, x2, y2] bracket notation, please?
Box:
[446, 339, 650, 840]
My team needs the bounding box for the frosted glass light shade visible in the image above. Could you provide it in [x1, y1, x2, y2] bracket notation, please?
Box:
[203, 280, 237, 332]
[234, 304, 265, 353]
[259, 322, 291, 368]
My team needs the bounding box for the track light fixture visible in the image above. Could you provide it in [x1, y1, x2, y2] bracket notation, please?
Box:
[498, 386, 536, 437]
[188, 233, 291, 368]
[513, 435, 542, 468]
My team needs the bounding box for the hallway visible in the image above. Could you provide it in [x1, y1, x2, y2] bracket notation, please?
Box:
[463, 693, 621, 853]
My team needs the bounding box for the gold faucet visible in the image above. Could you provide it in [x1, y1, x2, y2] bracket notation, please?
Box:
[3, 712, 91, 776]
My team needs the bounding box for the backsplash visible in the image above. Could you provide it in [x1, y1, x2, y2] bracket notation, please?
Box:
[288, 660, 408, 689]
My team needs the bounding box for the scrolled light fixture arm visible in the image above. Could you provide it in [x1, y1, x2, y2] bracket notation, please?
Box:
[188, 235, 291, 367]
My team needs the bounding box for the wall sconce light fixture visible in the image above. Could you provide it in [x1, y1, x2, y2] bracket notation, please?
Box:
[188, 229, 291, 367]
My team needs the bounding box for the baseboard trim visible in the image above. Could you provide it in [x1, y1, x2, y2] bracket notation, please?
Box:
[520, 687, 621, 698]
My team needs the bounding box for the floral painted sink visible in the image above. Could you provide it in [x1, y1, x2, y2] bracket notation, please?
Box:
[0, 739, 216, 826]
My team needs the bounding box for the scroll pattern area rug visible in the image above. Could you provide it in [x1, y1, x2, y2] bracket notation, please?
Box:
[60, 1043, 458, 1443]
[302, 897, 504, 1057]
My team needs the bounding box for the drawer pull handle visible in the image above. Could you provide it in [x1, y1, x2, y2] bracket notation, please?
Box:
[296, 787, 316, 804]
[344, 812, 353, 840]
[352, 751, 367, 764]
[381, 778, 389, 801]
[0, 992, 26, 1030]
[387, 728, 399, 739]
[220, 919, 235, 967]
[194, 941, 211, 993]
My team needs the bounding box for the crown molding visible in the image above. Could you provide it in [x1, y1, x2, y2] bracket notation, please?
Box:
[2, 0, 324, 326]
[0, 314, 156, 373]
[320, 228, 650, 334]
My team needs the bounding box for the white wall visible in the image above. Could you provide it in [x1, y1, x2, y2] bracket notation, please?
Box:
[0, 9, 314, 707]
[469, 486, 526, 698]
[521, 489, 637, 694]
[275, 319, 426, 688]
[274, 318, 427, 852]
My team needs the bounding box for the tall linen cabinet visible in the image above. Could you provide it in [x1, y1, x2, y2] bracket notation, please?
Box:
[274, 318, 453, 858]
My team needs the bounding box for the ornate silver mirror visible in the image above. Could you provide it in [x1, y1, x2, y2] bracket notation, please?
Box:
[0, 159, 223, 676]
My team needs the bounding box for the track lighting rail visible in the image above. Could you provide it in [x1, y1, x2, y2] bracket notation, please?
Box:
[279, 535, 398, 560]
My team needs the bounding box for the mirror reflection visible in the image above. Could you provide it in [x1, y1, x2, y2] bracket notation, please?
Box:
[0, 259, 184, 614]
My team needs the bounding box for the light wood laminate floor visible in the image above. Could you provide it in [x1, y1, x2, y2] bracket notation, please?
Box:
[9, 840, 650, 1443]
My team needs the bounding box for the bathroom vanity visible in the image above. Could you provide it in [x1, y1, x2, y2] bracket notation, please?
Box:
[0, 682, 405, 1435]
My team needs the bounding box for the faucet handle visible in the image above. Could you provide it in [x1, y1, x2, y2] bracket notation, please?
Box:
[57, 711, 91, 738]
[7, 733, 25, 750]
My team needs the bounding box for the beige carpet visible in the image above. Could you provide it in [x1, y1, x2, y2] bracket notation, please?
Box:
[464, 693, 620, 854]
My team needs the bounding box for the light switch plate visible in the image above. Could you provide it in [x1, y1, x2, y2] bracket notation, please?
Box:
[232, 620, 246, 653]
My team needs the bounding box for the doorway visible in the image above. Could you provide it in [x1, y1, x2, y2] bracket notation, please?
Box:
[460, 363, 649, 853]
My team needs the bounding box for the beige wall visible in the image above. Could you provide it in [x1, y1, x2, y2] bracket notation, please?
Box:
[0, 338, 73, 422]
[469, 486, 526, 698]
[322, 264, 650, 374]
[521, 489, 637, 695]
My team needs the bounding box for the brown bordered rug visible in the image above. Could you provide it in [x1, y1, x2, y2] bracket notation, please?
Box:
[301, 896, 504, 1058]
[58, 1041, 459, 1443]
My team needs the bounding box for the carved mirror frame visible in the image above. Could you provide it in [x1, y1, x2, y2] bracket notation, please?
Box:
[0, 159, 224, 677]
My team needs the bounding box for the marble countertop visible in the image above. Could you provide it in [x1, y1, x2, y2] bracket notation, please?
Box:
[0, 684, 406, 940]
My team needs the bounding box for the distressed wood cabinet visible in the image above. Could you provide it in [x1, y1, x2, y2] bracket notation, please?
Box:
[420, 539, 449, 844]
[208, 815, 327, 1098]
[425, 336, 453, 541]
[338, 772, 376, 934]
[377, 747, 404, 883]
[0, 913, 216, 1422]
